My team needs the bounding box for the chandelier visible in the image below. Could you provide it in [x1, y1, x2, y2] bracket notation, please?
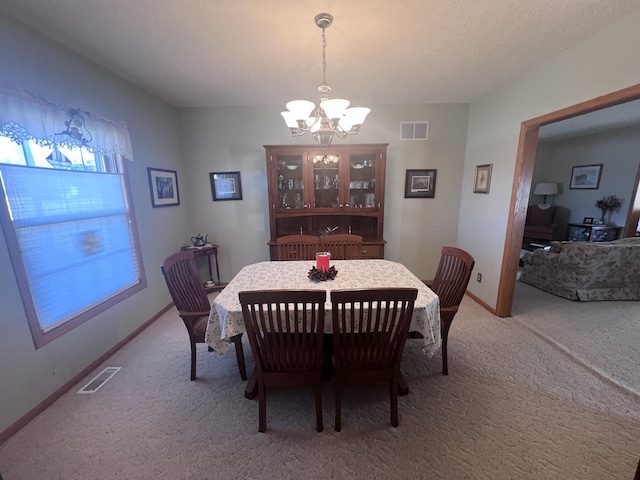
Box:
[281, 13, 370, 149]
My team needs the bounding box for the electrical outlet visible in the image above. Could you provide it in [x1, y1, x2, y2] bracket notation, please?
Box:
[477, 273, 482, 283]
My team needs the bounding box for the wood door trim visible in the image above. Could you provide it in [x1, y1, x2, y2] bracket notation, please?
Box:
[496, 82, 640, 317]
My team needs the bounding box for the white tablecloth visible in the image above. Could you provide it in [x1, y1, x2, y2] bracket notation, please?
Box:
[205, 259, 441, 358]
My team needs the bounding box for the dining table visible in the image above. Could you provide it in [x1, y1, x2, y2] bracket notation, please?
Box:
[205, 259, 441, 396]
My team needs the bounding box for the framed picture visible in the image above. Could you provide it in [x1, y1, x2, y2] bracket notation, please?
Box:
[583, 217, 594, 224]
[404, 169, 437, 198]
[210, 171, 243, 201]
[147, 167, 180, 207]
[569, 164, 602, 189]
[473, 164, 493, 194]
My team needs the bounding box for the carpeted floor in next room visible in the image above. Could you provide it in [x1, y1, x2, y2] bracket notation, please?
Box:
[0, 283, 639, 480]
[512, 280, 640, 397]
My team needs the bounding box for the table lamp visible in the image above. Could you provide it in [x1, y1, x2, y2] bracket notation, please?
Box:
[533, 182, 558, 205]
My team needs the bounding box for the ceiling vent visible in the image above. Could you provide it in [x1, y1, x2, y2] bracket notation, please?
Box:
[399, 121, 429, 140]
[77, 367, 121, 394]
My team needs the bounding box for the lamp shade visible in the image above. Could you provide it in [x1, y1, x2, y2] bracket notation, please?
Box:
[344, 107, 370, 126]
[319, 98, 350, 120]
[285, 100, 316, 120]
[534, 183, 558, 196]
[281, 111, 300, 129]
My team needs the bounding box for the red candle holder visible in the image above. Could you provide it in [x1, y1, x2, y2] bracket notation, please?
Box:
[315, 252, 331, 271]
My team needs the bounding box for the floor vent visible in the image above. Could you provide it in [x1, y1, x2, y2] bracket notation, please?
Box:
[399, 121, 429, 140]
[77, 367, 121, 394]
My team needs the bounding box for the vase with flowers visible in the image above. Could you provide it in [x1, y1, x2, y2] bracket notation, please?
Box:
[594, 195, 622, 225]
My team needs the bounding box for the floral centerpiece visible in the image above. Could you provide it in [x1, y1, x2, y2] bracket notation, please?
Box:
[595, 195, 622, 224]
[308, 265, 338, 282]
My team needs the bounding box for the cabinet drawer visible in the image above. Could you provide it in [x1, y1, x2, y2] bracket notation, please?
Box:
[360, 244, 384, 259]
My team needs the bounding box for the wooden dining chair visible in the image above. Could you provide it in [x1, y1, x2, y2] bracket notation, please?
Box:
[276, 234, 320, 261]
[239, 289, 326, 432]
[320, 234, 363, 260]
[161, 250, 247, 381]
[331, 287, 418, 430]
[422, 246, 475, 375]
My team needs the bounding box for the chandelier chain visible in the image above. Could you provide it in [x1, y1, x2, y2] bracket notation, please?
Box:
[321, 27, 327, 86]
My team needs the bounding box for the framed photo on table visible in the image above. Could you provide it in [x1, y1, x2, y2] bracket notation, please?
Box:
[404, 169, 437, 198]
[147, 167, 180, 207]
[570, 164, 602, 189]
[210, 171, 243, 201]
[473, 164, 493, 194]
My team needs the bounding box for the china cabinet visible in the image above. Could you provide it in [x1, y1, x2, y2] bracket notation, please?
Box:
[265, 144, 387, 260]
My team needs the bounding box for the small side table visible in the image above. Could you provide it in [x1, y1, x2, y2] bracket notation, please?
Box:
[566, 223, 621, 242]
[180, 244, 227, 291]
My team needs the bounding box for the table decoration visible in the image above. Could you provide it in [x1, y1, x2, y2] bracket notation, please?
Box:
[315, 251, 331, 271]
[308, 266, 338, 281]
[594, 194, 622, 224]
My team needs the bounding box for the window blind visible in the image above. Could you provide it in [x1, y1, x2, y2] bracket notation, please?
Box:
[0, 164, 141, 330]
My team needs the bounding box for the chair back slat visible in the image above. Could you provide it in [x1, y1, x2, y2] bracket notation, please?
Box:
[239, 290, 326, 373]
[320, 234, 363, 260]
[161, 250, 211, 314]
[331, 288, 417, 371]
[431, 247, 475, 310]
[276, 235, 320, 261]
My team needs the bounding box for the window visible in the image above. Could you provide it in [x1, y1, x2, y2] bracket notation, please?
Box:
[0, 89, 146, 347]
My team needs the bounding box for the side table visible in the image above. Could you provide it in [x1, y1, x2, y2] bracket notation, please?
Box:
[566, 223, 621, 242]
[180, 244, 227, 291]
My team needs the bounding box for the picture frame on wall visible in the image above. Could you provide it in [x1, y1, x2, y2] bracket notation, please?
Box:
[404, 169, 437, 198]
[147, 167, 180, 207]
[210, 171, 243, 201]
[569, 164, 603, 189]
[473, 164, 493, 194]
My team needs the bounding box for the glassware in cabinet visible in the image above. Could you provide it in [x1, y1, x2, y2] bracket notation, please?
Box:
[311, 152, 341, 209]
[275, 154, 304, 210]
[347, 153, 377, 209]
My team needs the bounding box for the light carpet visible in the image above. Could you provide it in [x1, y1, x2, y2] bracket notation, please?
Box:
[0, 286, 639, 479]
[513, 280, 640, 397]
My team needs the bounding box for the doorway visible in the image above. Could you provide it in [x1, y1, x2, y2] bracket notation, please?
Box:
[495, 83, 640, 317]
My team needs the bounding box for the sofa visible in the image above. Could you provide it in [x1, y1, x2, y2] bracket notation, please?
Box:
[519, 237, 640, 301]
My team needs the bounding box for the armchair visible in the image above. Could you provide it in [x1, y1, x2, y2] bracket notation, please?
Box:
[523, 205, 557, 242]
[161, 250, 247, 381]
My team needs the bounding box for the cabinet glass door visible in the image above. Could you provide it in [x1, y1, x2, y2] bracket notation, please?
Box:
[348, 153, 377, 209]
[275, 154, 304, 211]
[311, 152, 341, 209]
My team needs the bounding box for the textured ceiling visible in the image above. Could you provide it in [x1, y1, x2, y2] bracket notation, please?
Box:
[1, 0, 639, 109]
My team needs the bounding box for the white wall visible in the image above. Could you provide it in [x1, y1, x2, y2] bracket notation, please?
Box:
[459, 8, 640, 307]
[0, 16, 186, 433]
[177, 103, 470, 281]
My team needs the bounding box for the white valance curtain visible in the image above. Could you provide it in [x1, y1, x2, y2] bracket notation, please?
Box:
[0, 86, 134, 160]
